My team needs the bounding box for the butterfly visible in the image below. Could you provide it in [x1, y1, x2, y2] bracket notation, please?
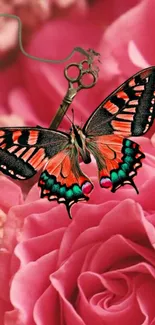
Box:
[0, 66, 155, 218]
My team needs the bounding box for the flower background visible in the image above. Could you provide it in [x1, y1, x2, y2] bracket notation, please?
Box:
[1, 0, 155, 324]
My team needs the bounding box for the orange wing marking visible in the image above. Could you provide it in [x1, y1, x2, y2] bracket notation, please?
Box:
[103, 100, 119, 114]
[111, 121, 131, 133]
[15, 147, 27, 157]
[128, 100, 139, 105]
[0, 137, 4, 144]
[8, 145, 18, 153]
[28, 148, 45, 170]
[124, 107, 136, 113]
[129, 79, 136, 87]
[46, 151, 88, 188]
[134, 85, 145, 91]
[28, 130, 39, 145]
[36, 157, 48, 170]
[116, 114, 134, 121]
[22, 147, 36, 161]
[135, 92, 142, 97]
[94, 135, 123, 177]
[0, 143, 6, 149]
[116, 91, 129, 102]
[12, 130, 22, 144]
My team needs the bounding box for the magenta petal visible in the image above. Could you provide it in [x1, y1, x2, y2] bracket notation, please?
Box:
[9, 251, 58, 325]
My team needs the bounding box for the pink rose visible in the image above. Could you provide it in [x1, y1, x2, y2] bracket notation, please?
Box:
[1, 136, 155, 324]
[0, 177, 23, 325]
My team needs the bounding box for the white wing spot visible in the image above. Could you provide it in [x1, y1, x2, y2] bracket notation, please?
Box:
[16, 174, 26, 179]
[58, 198, 65, 202]
[9, 170, 14, 175]
[50, 195, 57, 200]
[1, 165, 6, 169]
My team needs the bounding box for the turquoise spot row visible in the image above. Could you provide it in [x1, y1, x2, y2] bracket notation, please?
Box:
[40, 172, 83, 200]
[110, 138, 143, 189]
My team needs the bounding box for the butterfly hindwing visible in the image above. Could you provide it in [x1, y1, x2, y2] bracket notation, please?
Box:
[0, 127, 69, 180]
[87, 134, 145, 193]
[110, 138, 145, 192]
[84, 66, 155, 137]
[38, 149, 93, 218]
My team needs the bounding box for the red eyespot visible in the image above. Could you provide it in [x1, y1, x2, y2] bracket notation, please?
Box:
[100, 177, 112, 188]
[82, 181, 93, 195]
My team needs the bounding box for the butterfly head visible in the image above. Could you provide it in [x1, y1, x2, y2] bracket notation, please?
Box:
[70, 124, 91, 164]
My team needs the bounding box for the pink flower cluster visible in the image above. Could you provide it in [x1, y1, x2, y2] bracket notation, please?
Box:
[1, 0, 155, 324]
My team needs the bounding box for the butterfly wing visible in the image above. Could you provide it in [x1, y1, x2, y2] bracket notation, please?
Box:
[87, 134, 144, 193]
[83, 66, 155, 136]
[38, 148, 93, 218]
[0, 127, 69, 180]
[83, 67, 155, 192]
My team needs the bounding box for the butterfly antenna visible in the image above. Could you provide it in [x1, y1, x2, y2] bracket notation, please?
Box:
[55, 102, 74, 126]
[65, 110, 73, 125]
[80, 115, 83, 128]
[71, 108, 75, 125]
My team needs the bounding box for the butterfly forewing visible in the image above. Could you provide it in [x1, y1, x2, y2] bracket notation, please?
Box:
[83, 66, 155, 137]
[0, 127, 69, 180]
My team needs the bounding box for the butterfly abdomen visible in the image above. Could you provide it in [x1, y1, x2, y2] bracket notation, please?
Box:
[71, 125, 91, 164]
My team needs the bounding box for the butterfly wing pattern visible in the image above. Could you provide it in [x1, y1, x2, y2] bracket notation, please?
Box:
[0, 67, 155, 218]
[84, 67, 155, 192]
[0, 127, 93, 218]
[39, 149, 93, 218]
[0, 127, 69, 179]
[84, 67, 155, 136]
[87, 134, 144, 193]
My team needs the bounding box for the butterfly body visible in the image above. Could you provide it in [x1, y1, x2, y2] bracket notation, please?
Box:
[69, 124, 91, 164]
[0, 66, 155, 218]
